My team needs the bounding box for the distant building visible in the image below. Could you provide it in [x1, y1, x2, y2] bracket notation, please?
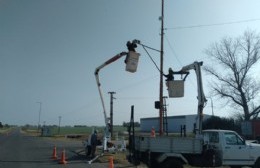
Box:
[140, 114, 211, 133]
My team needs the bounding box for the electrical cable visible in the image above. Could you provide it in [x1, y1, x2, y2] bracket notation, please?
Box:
[165, 35, 183, 67]
[164, 34, 197, 86]
[165, 18, 260, 30]
[142, 45, 161, 73]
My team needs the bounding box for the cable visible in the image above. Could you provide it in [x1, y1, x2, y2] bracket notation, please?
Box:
[164, 34, 197, 87]
[166, 18, 260, 30]
[115, 74, 158, 93]
[165, 35, 183, 67]
[142, 45, 161, 73]
[117, 96, 156, 100]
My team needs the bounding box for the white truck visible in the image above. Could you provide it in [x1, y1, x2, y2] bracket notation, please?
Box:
[127, 62, 260, 168]
[128, 129, 260, 168]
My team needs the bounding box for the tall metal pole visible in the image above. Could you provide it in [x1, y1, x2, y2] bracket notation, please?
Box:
[108, 91, 116, 138]
[210, 97, 214, 116]
[159, 0, 164, 136]
[58, 116, 61, 134]
[36, 102, 42, 133]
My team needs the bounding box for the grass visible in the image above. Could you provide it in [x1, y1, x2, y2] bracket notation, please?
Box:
[51, 125, 130, 136]
[21, 125, 136, 140]
[0, 128, 8, 134]
[0, 127, 14, 134]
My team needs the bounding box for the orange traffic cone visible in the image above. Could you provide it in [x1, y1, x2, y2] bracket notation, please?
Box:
[151, 127, 155, 137]
[109, 156, 114, 168]
[52, 146, 57, 160]
[59, 149, 67, 164]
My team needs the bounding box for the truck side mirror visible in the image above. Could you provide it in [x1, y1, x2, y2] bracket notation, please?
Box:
[242, 139, 245, 145]
[240, 135, 246, 145]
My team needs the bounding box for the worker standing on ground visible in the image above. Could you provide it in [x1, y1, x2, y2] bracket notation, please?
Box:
[91, 130, 98, 158]
[85, 133, 92, 158]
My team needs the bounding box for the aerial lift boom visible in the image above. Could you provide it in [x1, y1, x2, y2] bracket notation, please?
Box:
[180, 61, 207, 134]
[94, 52, 128, 151]
[94, 40, 140, 151]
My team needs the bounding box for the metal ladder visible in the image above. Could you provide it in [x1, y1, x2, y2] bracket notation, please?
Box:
[162, 96, 168, 135]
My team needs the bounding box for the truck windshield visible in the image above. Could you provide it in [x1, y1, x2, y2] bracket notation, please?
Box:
[224, 132, 244, 145]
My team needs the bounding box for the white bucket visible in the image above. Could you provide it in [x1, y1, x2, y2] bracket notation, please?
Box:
[125, 51, 140, 73]
[167, 80, 184, 98]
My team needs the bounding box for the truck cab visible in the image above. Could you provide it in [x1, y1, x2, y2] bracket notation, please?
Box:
[203, 129, 260, 167]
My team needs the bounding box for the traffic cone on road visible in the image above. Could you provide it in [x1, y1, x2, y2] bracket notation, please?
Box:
[52, 146, 57, 160]
[109, 156, 114, 168]
[151, 127, 156, 137]
[59, 149, 67, 164]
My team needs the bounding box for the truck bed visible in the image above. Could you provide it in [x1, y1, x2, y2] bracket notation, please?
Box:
[134, 136, 203, 154]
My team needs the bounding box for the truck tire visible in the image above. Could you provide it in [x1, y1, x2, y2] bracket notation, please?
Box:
[160, 158, 183, 168]
[254, 158, 260, 168]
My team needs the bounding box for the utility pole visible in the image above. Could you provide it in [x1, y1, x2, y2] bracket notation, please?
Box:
[108, 91, 116, 138]
[209, 97, 214, 116]
[159, 0, 165, 136]
[36, 102, 42, 133]
[58, 116, 61, 134]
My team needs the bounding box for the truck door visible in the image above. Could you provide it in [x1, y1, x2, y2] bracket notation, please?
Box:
[222, 132, 250, 165]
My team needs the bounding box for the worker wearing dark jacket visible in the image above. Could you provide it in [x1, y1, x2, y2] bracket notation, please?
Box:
[164, 68, 174, 88]
[164, 68, 174, 81]
[90, 130, 98, 158]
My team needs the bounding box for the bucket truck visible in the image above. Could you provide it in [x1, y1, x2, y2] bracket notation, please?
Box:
[127, 61, 260, 168]
[94, 40, 140, 152]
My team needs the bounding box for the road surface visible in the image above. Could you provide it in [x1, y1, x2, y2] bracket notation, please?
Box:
[0, 128, 136, 168]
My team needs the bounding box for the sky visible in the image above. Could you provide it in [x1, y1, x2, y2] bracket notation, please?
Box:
[1, 0, 260, 126]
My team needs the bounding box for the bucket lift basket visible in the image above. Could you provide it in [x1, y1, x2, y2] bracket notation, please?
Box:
[167, 71, 189, 98]
[125, 51, 140, 73]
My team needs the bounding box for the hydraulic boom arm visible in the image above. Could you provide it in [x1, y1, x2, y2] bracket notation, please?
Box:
[94, 39, 140, 151]
[94, 52, 128, 150]
[181, 61, 207, 135]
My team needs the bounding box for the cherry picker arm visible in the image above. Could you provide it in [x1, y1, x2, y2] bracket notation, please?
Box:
[94, 51, 128, 151]
[180, 61, 207, 135]
[94, 39, 140, 151]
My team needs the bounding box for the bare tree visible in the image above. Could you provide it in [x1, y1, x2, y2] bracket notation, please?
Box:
[204, 30, 260, 120]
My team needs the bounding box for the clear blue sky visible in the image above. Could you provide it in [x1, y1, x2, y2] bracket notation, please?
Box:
[1, 0, 260, 126]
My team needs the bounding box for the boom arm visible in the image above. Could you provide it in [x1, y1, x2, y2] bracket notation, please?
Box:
[181, 61, 207, 135]
[94, 51, 128, 150]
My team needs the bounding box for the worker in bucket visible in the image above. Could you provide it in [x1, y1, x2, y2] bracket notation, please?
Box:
[164, 68, 174, 88]
[90, 130, 98, 158]
[125, 40, 137, 64]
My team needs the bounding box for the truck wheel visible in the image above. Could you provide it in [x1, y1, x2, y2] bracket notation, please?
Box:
[254, 158, 260, 168]
[161, 158, 183, 168]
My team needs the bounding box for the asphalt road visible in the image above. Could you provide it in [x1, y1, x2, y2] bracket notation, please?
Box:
[0, 128, 136, 168]
[0, 129, 234, 168]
